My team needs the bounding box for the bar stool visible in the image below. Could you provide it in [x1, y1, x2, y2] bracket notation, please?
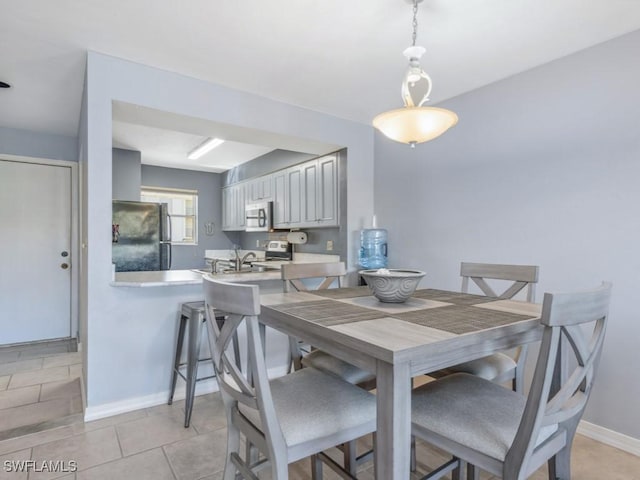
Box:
[168, 301, 241, 427]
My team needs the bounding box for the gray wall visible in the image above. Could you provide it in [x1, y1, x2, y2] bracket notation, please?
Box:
[223, 149, 316, 186]
[374, 30, 640, 440]
[112, 148, 141, 201]
[0, 126, 77, 161]
[141, 164, 237, 269]
[81, 51, 374, 409]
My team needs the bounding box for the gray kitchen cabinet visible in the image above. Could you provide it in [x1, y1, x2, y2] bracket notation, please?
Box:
[272, 154, 338, 229]
[315, 154, 338, 226]
[272, 165, 302, 228]
[272, 170, 287, 227]
[225, 153, 338, 231]
[222, 182, 248, 231]
[249, 174, 273, 202]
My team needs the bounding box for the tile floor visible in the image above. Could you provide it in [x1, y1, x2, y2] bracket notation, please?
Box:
[1, 344, 639, 479]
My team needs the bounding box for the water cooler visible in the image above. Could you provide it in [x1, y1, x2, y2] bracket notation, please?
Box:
[358, 215, 388, 270]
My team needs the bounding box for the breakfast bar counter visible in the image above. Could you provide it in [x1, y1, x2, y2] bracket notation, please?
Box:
[111, 269, 282, 287]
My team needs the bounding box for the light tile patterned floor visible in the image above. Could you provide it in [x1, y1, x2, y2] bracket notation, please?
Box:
[1, 344, 639, 479]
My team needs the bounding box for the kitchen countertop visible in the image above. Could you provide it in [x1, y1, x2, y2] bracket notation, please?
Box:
[111, 269, 282, 287]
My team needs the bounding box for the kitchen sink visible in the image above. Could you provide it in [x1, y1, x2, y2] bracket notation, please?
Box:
[221, 266, 268, 274]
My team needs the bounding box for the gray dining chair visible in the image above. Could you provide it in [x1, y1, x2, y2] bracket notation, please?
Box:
[411, 282, 612, 480]
[282, 262, 376, 387]
[281, 262, 376, 474]
[429, 262, 540, 394]
[202, 276, 377, 480]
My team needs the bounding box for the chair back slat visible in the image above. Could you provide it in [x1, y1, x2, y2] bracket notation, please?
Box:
[282, 262, 346, 292]
[541, 285, 611, 327]
[504, 282, 611, 478]
[460, 262, 539, 302]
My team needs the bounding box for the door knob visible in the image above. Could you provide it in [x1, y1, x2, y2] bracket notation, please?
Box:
[61, 263, 69, 270]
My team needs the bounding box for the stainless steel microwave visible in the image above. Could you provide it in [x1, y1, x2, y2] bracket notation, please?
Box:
[245, 202, 272, 232]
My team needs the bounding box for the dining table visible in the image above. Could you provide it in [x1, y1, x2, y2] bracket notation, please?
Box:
[258, 286, 544, 479]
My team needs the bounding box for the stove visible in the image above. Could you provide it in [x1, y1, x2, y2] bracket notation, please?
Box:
[265, 240, 292, 261]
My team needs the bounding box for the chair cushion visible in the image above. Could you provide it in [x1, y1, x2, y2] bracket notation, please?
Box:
[446, 353, 516, 380]
[412, 373, 557, 462]
[239, 367, 376, 448]
[301, 350, 376, 385]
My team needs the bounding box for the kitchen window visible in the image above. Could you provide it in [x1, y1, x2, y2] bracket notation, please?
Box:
[141, 187, 198, 245]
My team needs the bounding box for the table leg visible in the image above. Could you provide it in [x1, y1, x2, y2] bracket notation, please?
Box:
[375, 360, 411, 479]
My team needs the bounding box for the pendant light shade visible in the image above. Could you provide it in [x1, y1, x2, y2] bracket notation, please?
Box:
[373, 0, 458, 147]
[373, 106, 458, 145]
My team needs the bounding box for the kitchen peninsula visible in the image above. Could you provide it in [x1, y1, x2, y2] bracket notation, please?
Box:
[111, 268, 282, 287]
[94, 254, 341, 422]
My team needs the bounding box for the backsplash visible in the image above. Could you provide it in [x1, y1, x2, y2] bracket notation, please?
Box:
[240, 228, 342, 258]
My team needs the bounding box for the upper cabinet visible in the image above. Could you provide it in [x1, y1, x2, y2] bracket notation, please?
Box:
[223, 153, 339, 231]
[248, 174, 273, 203]
[221, 182, 247, 231]
[273, 154, 338, 229]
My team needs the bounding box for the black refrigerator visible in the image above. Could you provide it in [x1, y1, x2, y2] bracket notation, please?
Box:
[112, 201, 172, 272]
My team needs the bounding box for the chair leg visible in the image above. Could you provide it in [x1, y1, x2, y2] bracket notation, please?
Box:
[343, 440, 358, 475]
[466, 463, 479, 480]
[547, 457, 557, 480]
[548, 450, 571, 480]
[223, 424, 241, 480]
[246, 441, 259, 468]
[168, 315, 187, 405]
[311, 454, 323, 480]
[410, 435, 417, 472]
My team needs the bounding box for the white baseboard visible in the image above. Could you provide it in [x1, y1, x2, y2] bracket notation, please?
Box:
[84, 365, 289, 423]
[88, 368, 640, 455]
[578, 420, 640, 457]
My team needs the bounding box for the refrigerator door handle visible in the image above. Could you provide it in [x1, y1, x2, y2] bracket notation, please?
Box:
[166, 213, 172, 242]
[168, 243, 172, 270]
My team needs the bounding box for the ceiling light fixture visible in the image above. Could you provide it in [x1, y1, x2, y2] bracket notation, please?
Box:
[373, 0, 458, 147]
[187, 138, 225, 160]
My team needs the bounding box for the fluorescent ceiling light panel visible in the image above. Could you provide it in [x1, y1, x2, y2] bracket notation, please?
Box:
[187, 138, 225, 160]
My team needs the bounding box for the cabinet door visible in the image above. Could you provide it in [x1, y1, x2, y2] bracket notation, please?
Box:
[249, 175, 273, 202]
[302, 161, 318, 225]
[221, 187, 233, 231]
[286, 166, 303, 226]
[237, 182, 247, 229]
[222, 184, 247, 231]
[272, 171, 287, 227]
[316, 155, 338, 226]
[259, 174, 273, 201]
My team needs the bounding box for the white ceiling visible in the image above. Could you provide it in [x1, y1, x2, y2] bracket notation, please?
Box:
[2, 0, 640, 169]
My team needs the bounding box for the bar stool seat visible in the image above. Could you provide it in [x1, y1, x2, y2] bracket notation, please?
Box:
[168, 301, 240, 427]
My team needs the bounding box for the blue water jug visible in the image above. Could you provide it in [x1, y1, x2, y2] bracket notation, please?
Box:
[359, 228, 388, 269]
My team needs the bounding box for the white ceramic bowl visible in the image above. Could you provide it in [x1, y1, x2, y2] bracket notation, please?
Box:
[359, 268, 426, 303]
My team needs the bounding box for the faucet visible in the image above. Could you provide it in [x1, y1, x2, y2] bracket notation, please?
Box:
[210, 259, 224, 274]
[233, 245, 242, 271]
[232, 246, 257, 271]
[241, 251, 257, 268]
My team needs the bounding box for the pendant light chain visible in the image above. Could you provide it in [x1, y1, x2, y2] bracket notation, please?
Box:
[411, 0, 419, 47]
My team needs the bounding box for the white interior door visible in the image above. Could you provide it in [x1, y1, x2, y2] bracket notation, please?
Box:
[0, 160, 72, 344]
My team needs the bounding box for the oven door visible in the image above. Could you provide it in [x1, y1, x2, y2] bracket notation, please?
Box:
[245, 202, 271, 232]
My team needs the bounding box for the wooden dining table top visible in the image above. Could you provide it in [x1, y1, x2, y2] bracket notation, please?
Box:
[259, 286, 543, 375]
[258, 286, 543, 479]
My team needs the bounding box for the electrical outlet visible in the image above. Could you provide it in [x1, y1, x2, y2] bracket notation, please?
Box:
[326, 240, 334, 251]
[256, 240, 261, 248]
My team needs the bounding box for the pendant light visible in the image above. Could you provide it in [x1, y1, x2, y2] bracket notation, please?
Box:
[373, 0, 458, 147]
